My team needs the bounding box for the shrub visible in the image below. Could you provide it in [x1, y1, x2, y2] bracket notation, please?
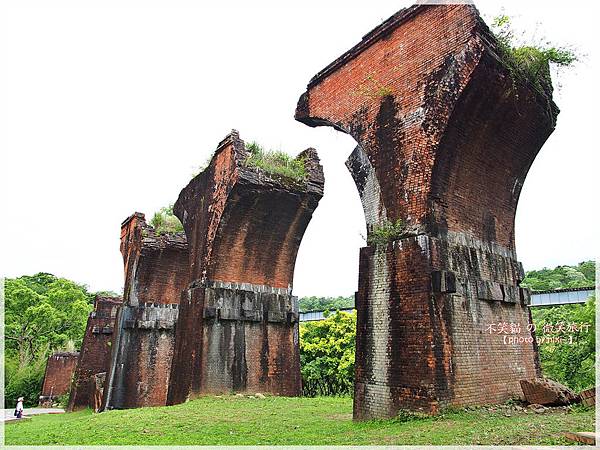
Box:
[244, 141, 307, 181]
[367, 219, 407, 246]
[150, 205, 184, 235]
[490, 14, 577, 94]
[5, 354, 46, 408]
[55, 393, 70, 407]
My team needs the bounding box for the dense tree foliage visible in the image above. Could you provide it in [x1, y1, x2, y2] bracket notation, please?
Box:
[298, 296, 354, 312]
[4, 354, 48, 408]
[531, 297, 595, 391]
[5, 273, 93, 365]
[4, 273, 96, 407]
[523, 262, 596, 391]
[521, 261, 595, 291]
[299, 310, 356, 397]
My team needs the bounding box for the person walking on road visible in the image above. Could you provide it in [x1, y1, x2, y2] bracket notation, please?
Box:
[15, 397, 24, 419]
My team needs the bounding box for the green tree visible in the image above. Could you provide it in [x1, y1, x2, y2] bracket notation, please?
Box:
[4, 353, 48, 408]
[531, 296, 595, 391]
[521, 261, 595, 291]
[300, 310, 356, 397]
[298, 296, 354, 312]
[4, 273, 95, 406]
[5, 275, 92, 365]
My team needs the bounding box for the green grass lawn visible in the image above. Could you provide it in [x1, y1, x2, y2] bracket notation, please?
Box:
[4, 396, 595, 446]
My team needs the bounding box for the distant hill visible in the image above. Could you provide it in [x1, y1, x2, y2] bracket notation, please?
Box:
[298, 296, 354, 312]
[522, 261, 595, 291]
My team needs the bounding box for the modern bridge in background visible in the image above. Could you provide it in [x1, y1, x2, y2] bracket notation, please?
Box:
[298, 287, 595, 322]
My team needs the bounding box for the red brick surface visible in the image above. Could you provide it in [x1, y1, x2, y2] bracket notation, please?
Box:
[580, 387, 595, 407]
[520, 378, 579, 406]
[39, 352, 79, 406]
[102, 214, 189, 410]
[297, 4, 553, 419]
[167, 131, 323, 404]
[67, 295, 122, 411]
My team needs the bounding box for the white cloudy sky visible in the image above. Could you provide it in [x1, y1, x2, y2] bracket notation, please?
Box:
[1, 0, 598, 297]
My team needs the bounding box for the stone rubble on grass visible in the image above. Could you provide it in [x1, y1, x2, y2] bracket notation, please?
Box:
[520, 378, 580, 406]
[579, 387, 596, 407]
[528, 403, 547, 414]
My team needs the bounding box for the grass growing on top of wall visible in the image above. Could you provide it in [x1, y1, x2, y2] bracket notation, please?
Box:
[149, 205, 184, 235]
[4, 396, 594, 446]
[490, 15, 577, 94]
[244, 141, 307, 181]
[367, 219, 408, 246]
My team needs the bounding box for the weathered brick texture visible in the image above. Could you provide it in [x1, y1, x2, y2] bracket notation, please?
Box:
[102, 213, 189, 410]
[67, 295, 122, 411]
[296, 4, 553, 419]
[167, 131, 324, 404]
[39, 352, 79, 407]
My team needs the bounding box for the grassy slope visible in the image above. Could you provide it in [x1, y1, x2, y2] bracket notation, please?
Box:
[4, 396, 594, 446]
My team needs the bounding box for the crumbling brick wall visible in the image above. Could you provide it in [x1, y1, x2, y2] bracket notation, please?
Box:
[39, 352, 79, 407]
[102, 213, 188, 409]
[67, 295, 122, 411]
[296, 4, 553, 419]
[167, 131, 324, 404]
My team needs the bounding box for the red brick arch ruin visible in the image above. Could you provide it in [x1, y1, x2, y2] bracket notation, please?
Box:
[97, 132, 323, 411]
[166, 131, 324, 403]
[73, 2, 556, 422]
[295, 3, 552, 419]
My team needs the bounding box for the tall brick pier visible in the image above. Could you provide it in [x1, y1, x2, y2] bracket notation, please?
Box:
[167, 131, 324, 404]
[296, 4, 553, 419]
[68, 295, 122, 411]
[102, 213, 189, 410]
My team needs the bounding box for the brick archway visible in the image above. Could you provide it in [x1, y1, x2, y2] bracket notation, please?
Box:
[296, 3, 553, 419]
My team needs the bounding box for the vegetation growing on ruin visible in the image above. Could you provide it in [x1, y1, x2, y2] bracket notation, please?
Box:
[150, 204, 184, 235]
[367, 219, 407, 246]
[490, 15, 577, 93]
[356, 74, 393, 98]
[4, 395, 594, 445]
[244, 141, 307, 181]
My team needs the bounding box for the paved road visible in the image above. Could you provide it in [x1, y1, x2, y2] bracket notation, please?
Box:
[3, 408, 64, 422]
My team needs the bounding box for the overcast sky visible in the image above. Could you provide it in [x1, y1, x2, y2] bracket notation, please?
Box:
[1, 0, 598, 297]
